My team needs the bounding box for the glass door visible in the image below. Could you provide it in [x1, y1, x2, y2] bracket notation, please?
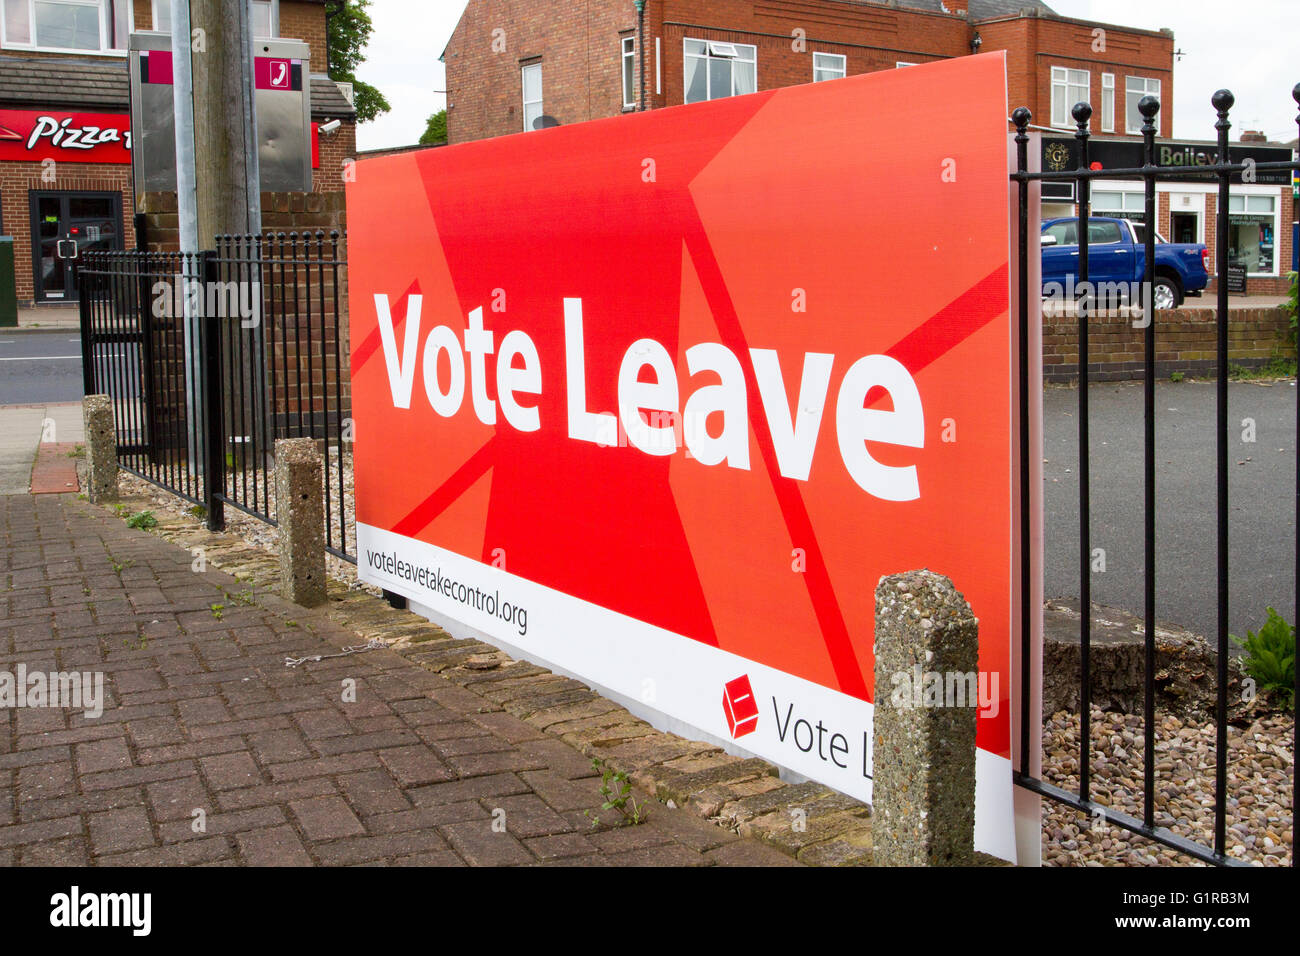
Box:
[30, 192, 123, 302]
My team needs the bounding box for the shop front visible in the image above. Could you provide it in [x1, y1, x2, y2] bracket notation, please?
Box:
[1040, 134, 1294, 295]
[0, 102, 134, 304]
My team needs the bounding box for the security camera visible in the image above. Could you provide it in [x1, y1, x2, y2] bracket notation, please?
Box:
[320, 119, 342, 134]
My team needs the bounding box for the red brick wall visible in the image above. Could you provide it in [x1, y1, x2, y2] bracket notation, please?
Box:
[312, 121, 357, 194]
[978, 15, 1173, 134]
[279, 0, 329, 74]
[0, 161, 135, 302]
[137, 189, 350, 434]
[1043, 305, 1293, 383]
[446, 0, 642, 143]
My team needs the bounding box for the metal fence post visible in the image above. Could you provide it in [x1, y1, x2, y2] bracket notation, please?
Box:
[78, 259, 94, 396]
[201, 249, 226, 531]
[1212, 88, 1235, 859]
[1139, 94, 1160, 833]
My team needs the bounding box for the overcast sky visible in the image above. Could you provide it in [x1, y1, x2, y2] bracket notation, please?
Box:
[353, 0, 1297, 150]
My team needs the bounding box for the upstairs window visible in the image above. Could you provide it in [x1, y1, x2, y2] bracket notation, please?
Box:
[622, 36, 636, 109]
[1100, 73, 1114, 132]
[2, 0, 131, 53]
[1050, 66, 1088, 129]
[522, 62, 543, 131]
[813, 52, 845, 82]
[684, 38, 756, 104]
[152, 1, 276, 37]
[1126, 76, 1161, 134]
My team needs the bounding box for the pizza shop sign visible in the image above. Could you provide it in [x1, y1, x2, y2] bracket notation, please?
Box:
[0, 109, 132, 164]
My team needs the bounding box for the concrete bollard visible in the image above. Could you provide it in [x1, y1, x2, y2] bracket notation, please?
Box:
[274, 438, 326, 608]
[82, 394, 118, 503]
[872, 569, 980, 866]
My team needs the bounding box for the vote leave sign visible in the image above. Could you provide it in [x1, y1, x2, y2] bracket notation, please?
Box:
[349, 54, 1018, 858]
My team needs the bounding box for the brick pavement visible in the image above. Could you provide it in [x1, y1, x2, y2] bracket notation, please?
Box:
[0, 493, 801, 867]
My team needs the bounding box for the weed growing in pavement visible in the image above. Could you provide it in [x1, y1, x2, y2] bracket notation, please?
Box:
[210, 603, 224, 621]
[585, 756, 648, 828]
[1285, 270, 1296, 345]
[1229, 352, 1297, 381]
[66, 445, 85, 459]
[126, 510, 158, 531]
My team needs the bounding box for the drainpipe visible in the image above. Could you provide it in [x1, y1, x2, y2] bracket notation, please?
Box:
[634, 0, 646, 110]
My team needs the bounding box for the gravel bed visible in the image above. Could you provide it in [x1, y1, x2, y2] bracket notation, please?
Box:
[1041, 708, 1293, 866]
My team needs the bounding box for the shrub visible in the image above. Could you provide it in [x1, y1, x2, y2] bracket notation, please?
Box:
[1231, 607, 1295, 710]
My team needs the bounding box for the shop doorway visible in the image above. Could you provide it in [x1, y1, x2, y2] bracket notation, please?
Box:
[1171, 211, 1199, 245]
[28, 191, 124, 303]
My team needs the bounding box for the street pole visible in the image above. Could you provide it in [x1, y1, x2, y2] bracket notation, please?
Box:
[170, 0, 201, 467]
[189, 0, 267, 466]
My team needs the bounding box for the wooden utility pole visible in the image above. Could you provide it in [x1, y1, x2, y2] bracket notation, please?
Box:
[189, 0, 260, 238]
[187, 0, 267, 457]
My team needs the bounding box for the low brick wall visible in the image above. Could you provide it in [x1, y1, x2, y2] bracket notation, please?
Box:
[1044, 305, 1294, 383]
[136, 190, 347, 252]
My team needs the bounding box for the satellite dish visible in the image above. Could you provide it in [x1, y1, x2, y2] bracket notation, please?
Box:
[533, 115, 560, 130]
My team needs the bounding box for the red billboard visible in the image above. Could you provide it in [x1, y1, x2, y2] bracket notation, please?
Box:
[0, 109, 131, 164]
[348, 53, 1018, 858]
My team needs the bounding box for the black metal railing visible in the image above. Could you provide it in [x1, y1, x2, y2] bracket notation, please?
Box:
[79, 230, 353, 562]
[80, 249, 208, 508]
[1011, 85, 1299, 866]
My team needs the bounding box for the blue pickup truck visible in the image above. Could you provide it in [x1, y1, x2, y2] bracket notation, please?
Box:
[1041, 217, 1210, 309]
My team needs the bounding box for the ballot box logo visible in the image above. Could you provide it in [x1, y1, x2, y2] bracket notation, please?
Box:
[723, 675, 759, 739]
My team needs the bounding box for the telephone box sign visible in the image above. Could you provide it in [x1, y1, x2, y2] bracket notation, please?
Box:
[349, 53, 1018, 859]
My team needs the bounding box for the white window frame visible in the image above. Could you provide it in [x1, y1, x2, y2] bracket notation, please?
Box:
[521, 62, 543, 132]
[1091, 188, 1145, 220]
[683, 37, 757, 104]
[1126, 76, 1161, 135]
[250, 0, 278, 39]
[2, 0, 133, 55]
[152, 0, 277, 36]
[1100, 73, 1114, 133]
[1050, 66, 1089, 129]
[621, 35, 636, 109]
[896, 61, 917, 68]
[1226, 189, 1280, 276]
[812, 51, 846, 83]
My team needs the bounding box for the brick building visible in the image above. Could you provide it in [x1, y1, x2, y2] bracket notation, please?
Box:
[443, 0, 1294, 295]
[443, 0, 1173, 141]
[0, 0, 356, 304]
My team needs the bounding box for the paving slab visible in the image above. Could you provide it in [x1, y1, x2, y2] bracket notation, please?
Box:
[0, 493, 794, 866]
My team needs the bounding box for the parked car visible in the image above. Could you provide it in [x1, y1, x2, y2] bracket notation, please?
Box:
[1041, 216, 1210, 309]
